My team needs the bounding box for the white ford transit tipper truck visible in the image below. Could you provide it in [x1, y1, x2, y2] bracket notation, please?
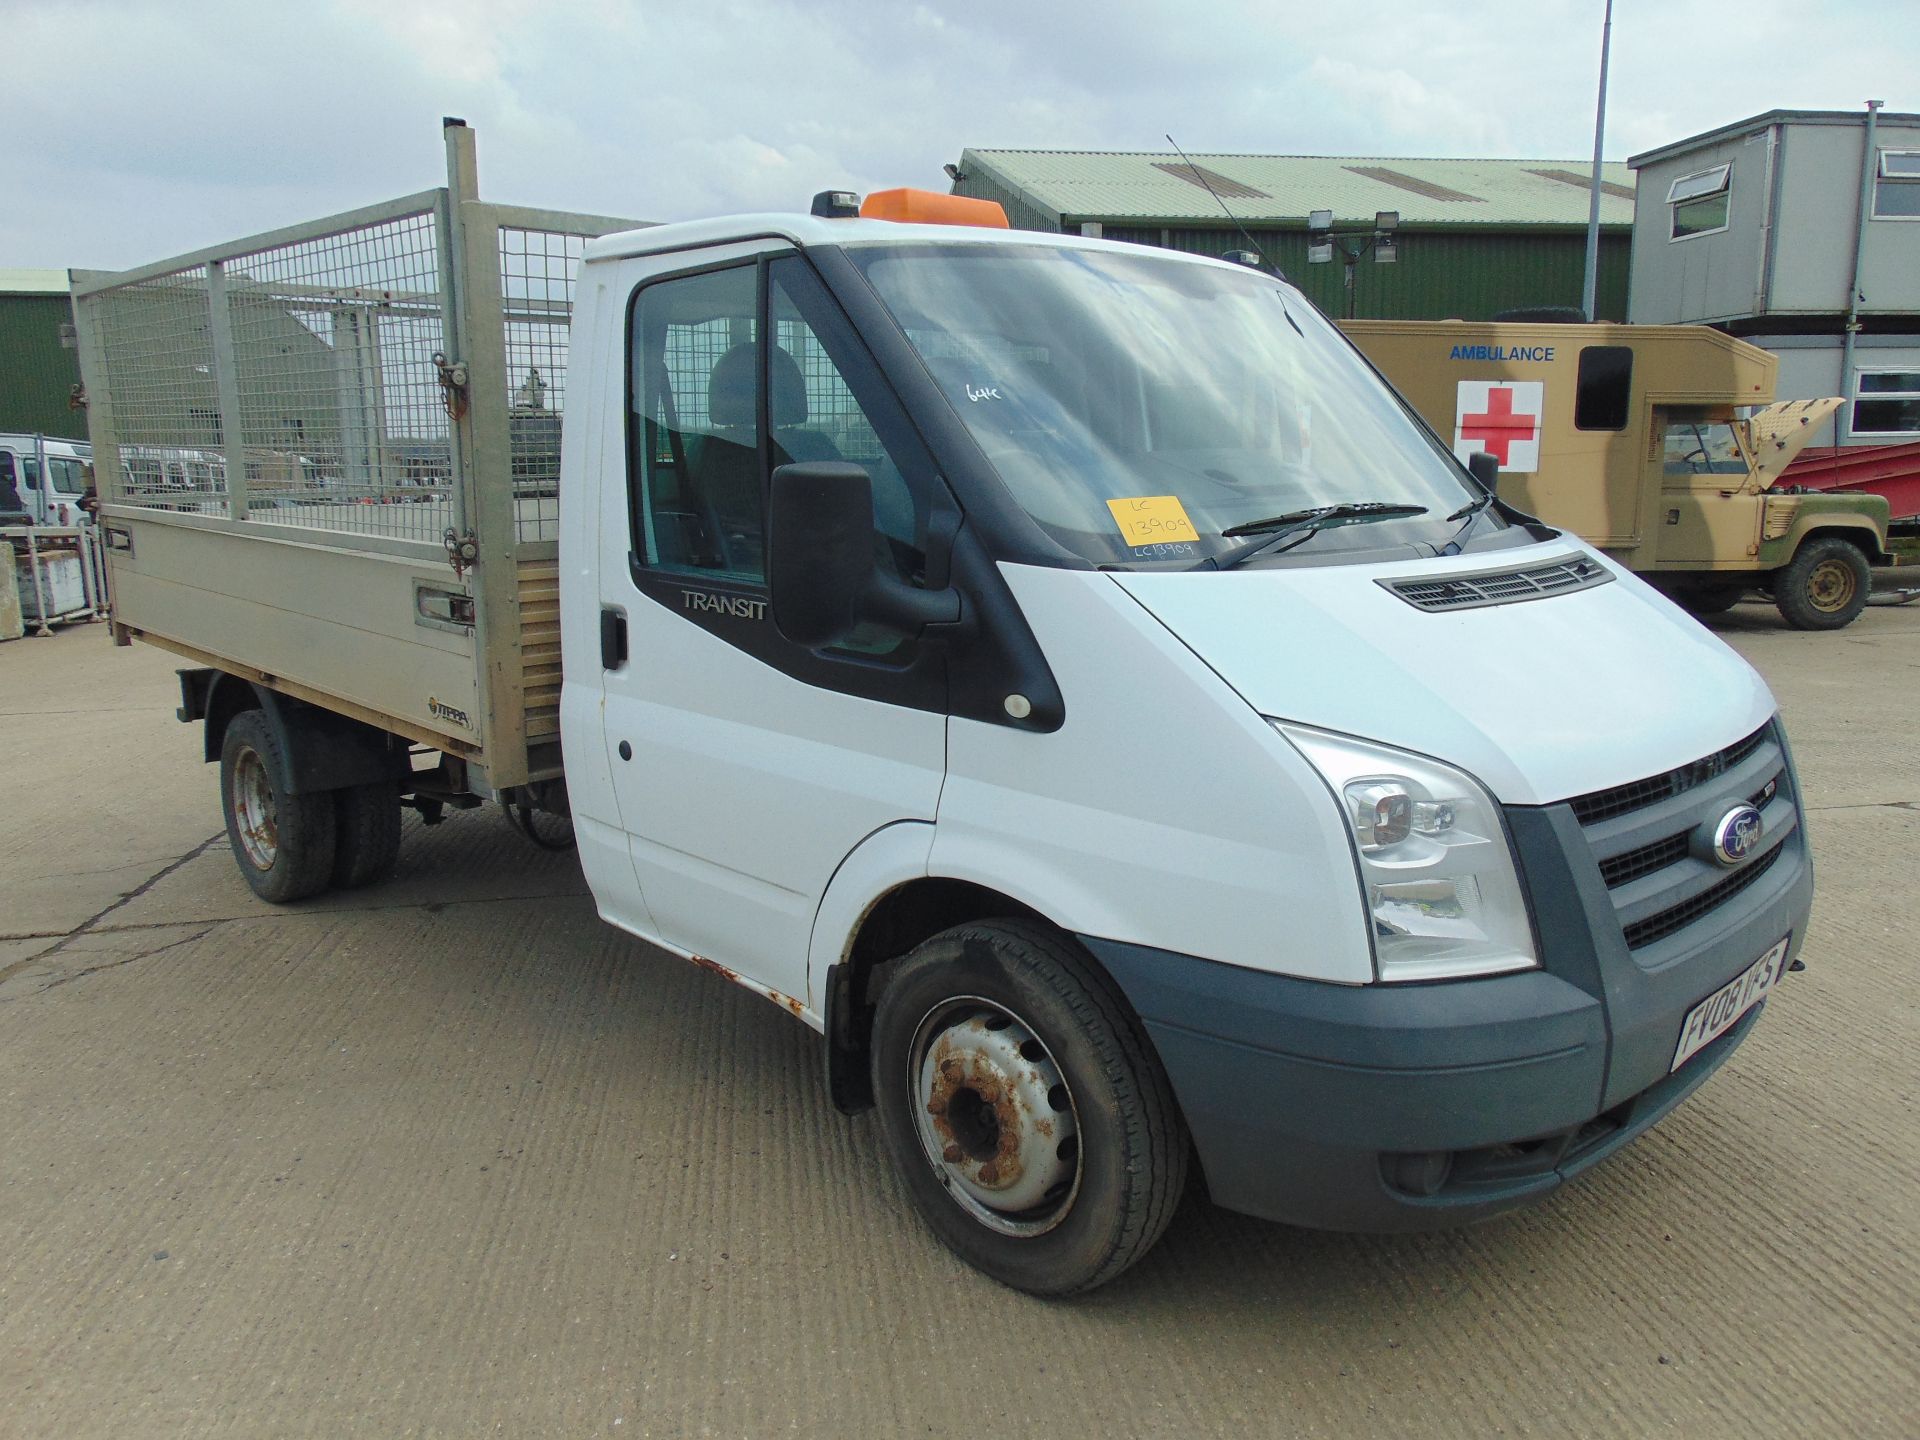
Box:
[72, 124, 1812, 1294]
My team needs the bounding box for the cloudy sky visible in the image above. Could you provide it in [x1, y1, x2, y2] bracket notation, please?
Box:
[4, 0, 1913, 270]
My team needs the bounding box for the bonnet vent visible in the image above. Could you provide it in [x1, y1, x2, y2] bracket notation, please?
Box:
[1381, 555, 1613, 612]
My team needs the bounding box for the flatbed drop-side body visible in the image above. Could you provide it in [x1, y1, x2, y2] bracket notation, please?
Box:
[74, 128, 1814, 1294]
[72, 124, 641, 803]
[1342, 320, 1891, 628]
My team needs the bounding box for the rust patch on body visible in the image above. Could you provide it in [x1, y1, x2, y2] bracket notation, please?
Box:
[685, 954, 808, 1022]
[686, 953, 740, 984]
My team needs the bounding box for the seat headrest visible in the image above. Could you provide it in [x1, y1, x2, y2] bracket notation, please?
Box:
[708, 342, 810, 429]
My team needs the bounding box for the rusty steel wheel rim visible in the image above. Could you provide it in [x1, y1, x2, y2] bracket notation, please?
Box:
[230, 745, 279, 871]
[1808, 558, 1857, 614]
[910, 996, 1082, 1237]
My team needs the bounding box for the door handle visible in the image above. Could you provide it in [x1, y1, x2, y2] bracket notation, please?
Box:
[600, 607, 628, 670]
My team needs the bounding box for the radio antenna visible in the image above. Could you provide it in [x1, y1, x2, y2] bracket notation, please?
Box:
[1165, 133, 1273, 273]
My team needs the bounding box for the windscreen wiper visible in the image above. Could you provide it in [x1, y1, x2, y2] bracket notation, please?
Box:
[1445, 490, 1497, 524]
[1202, 502, 1429, 571]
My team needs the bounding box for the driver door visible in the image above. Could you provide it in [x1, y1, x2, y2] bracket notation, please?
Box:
[596, 247, 952, 1009]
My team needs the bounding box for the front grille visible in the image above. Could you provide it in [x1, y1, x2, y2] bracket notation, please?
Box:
[1600, 834, 1689, 889]
[1566, 723, 1797, 955]
[1571, 725, 1769, 826]
[1381, 555, 1612, 613]
[1596, 770, 1785, 891]
[1622, 845, 1783, 949]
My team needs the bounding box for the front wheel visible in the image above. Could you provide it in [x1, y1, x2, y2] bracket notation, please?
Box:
[1773, 537, 1870, 630]
[870, 919, 1188, 1296]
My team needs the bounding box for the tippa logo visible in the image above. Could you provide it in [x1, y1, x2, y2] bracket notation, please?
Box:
[427, 695, 473, 728]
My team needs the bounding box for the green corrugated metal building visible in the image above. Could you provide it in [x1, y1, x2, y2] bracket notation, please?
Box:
[0, 269, 86, 439]
[948, 150, 1635, 321]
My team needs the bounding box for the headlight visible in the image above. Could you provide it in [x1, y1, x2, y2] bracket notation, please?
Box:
[1275, 722, 1539, 983]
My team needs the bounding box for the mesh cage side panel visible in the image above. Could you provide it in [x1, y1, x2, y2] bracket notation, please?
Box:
[500, 227, 589, 543]
[93, 269, 223, 512]
[226, 212, 452, 540]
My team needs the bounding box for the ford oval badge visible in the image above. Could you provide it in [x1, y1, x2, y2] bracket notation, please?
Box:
[1712, 805, 1764, 867]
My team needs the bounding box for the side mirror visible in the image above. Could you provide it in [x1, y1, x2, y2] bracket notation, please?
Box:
[1467, 451, 1499, 491]
[768, 461, 962, 650]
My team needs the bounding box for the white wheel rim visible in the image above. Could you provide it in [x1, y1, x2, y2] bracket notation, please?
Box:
[231, 745, 278, 871]
[909, 996, 1082, 1237]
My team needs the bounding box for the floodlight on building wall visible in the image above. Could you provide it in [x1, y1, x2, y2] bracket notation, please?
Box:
[1373, 210, 1399, 263]
[1306, 209, 1337, 264]
[1306, 206, 1405, 314]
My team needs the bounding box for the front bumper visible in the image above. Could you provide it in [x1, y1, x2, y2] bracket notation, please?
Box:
[1082, 771, 1813, 1232]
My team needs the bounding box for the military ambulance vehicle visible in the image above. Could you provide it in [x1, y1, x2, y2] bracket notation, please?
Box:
[1343, 320, 1891, 629]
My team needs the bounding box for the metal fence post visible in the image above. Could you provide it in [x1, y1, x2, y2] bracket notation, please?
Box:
[67, 278, 123, 507]
[76, 526, 100, 616]
[206, 260, 251, 520]
[439, 121, 479, 540]
[449, 135, 532, 789]
[24, 531, 52, 636]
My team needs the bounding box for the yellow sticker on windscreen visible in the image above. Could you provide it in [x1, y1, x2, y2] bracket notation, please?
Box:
[1105, 495, 1200, 547]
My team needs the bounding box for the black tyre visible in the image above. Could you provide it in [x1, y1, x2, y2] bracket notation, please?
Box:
[219, 709, 338, 903]
[1679, 586, 1744, 617]
[1773, 538, 1870, 630]
[332, 782, 402, 889]
[870, 919, 1188, 1296]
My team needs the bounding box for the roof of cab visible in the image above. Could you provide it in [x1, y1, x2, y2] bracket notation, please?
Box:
[581, 213, 1238, 270]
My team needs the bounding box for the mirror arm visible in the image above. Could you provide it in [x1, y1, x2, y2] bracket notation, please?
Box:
[863, 572, 972, 640]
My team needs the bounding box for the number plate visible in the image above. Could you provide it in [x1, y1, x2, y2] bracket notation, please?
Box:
[1671, 937, 1791, 1073]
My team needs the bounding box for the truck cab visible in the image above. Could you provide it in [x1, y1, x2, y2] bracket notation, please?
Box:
[558, 205, 1811, 1291]
[1341, 321, 1891, 628]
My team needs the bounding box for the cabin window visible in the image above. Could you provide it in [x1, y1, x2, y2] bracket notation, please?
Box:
[1660, 408, 1747, 478]
[1667, 165, 1731, 239]
[1574, 346, 1633, 431]
[627, 263, 765, 583]
[1852, 370, 1920, 437]
[1873, 150, 1920, 219]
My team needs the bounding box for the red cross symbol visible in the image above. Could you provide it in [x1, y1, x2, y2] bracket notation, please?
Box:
[1459, 387, 1539, 465]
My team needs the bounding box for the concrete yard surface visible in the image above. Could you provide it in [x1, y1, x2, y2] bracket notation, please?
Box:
[1, 604, 1916, 1438]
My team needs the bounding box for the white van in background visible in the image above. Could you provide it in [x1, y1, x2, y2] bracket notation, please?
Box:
[0, 433, 94, 526]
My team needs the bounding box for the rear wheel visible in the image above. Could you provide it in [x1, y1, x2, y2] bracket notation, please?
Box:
[870, 919, 1188, 1296]
[332, 782, 402, 889]
[220, 710, 337, 903]
[1774, 538, 1870, 630]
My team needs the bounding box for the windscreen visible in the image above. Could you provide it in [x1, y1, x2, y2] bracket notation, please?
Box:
[1661, 409, 1749, 478]
[851, 243, 1493, 568]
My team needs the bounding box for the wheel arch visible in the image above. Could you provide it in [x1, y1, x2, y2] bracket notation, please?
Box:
[186, 669, 269, 769]
[1788, 517, 1890, 566]
[817, 853, 1069, 1115]
[187, 669, 410, 795]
